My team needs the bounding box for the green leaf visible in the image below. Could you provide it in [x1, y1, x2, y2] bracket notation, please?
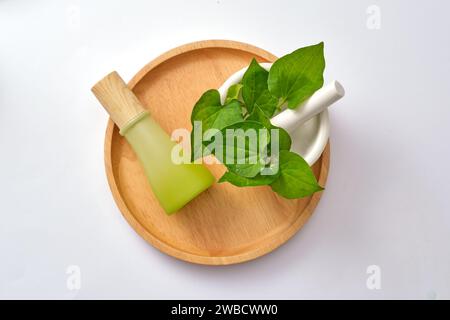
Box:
[189, 42, 327, 199]
[225, 83, 243, 103]
[191, 89, 243, 133]
[254, 90, 278, 118]
[219, 170, 279, 187]
[246, 105, 270, 127]
[270, 150, 323, 199]
[217, 120, 270, 178]
[268, 42, 325, 109]
[274, 126, 291, 151]
[228, 162, 264, 178]
[247, 105, 291, 151]
[190, 89, 244, 160]
[242, 59, 277, 116]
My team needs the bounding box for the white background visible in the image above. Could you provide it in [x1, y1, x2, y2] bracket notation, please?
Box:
[1, 0, 450, 299]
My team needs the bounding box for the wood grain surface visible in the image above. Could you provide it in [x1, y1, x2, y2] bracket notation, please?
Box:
[104, 40, 330, 265]
[92, 71, 146, 130]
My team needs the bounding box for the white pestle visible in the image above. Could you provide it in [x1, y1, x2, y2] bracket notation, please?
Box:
[270, 80, 345, 133]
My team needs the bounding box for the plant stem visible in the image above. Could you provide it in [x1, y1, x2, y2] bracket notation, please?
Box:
[276, 98, 287, 111]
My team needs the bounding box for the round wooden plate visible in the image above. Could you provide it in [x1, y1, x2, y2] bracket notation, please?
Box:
[105, 40, 330, 265]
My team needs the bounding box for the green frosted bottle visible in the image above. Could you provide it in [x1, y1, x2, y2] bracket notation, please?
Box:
[92, 71, 215, 214]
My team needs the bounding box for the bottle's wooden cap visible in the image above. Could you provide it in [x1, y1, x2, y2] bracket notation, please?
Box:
[91, 71, 146, 129]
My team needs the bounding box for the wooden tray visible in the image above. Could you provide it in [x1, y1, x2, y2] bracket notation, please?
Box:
[104, 40, 330, 265]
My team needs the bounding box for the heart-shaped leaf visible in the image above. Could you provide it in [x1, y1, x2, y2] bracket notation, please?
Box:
[191, 89, 243, 133]
[270, 150, 323, 198]
[225, 83, 243, 103]
[242, 59, 277, 116]
[247, 105, 291, 151]
[219, 170, 279, 187]
[268, 42, 325, 109]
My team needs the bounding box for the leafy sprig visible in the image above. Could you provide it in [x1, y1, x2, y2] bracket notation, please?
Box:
[190, 42, 326, 199]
